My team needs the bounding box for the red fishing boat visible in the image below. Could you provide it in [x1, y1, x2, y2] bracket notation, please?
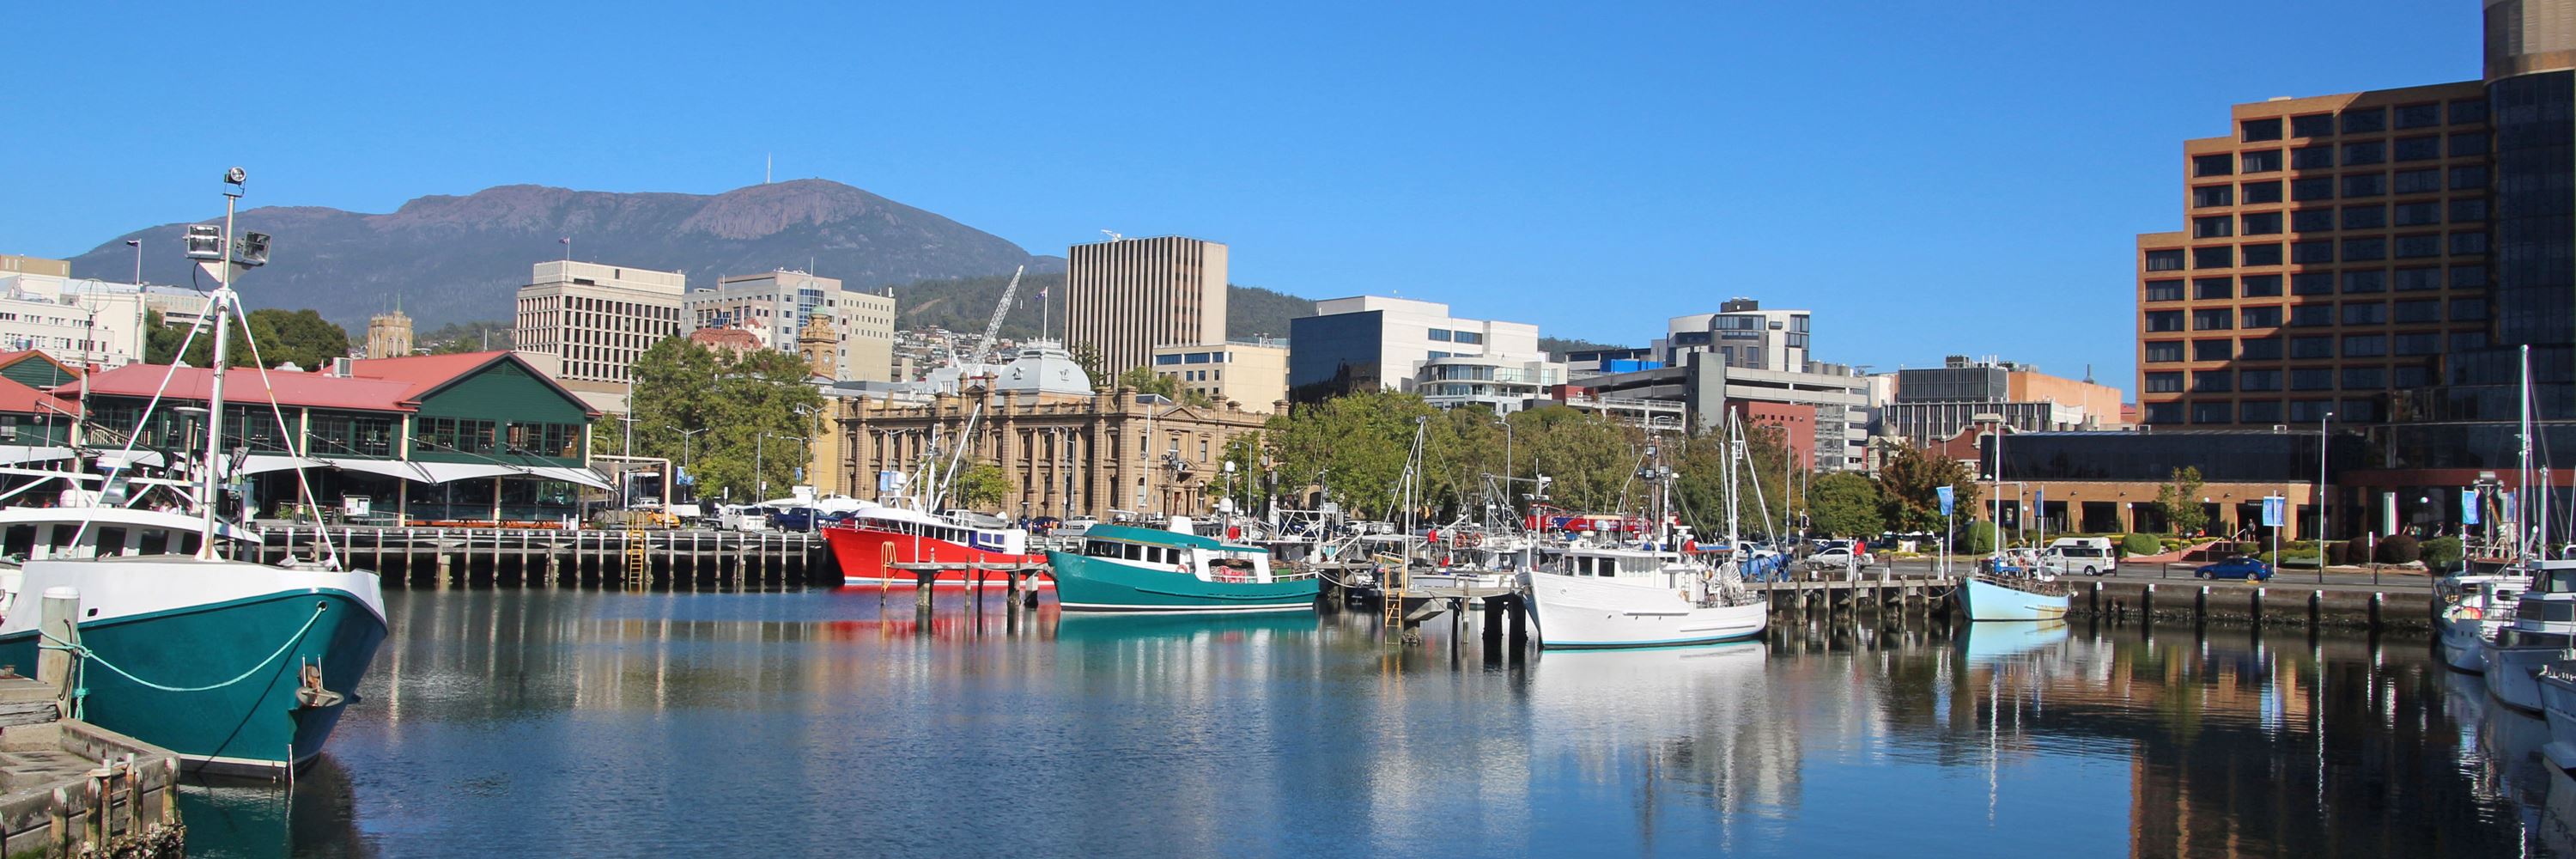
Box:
[823, 505, 1048, 587]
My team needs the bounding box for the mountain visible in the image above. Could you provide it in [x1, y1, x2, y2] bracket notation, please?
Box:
[62, 180, 1066, 331]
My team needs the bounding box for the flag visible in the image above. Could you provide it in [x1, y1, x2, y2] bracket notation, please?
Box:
[559, 236, 570, 245]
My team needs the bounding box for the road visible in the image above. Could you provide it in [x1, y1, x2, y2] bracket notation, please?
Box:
[1816, 556, 2433, 593]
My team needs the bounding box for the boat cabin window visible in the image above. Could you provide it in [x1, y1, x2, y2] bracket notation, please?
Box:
[94, 527, 127, 557]
[136, 528, 171, 555]
[44, 526, 75, 551]
[2, 525, 30, 559]
[180, 533, 202, 557]
[2541, 601, 2576, 623]
[1084, 539, 1121, 558]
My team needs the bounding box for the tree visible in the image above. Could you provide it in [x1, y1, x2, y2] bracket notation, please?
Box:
[1068, 343, 1108, 391]
[418, 320, 513, 355]
[1115, 366, 1212, 407]
[1806, 472, 1883, 539]
[951, 460, 1008, 509]
[622, 338, 827, 503]
[2154, 466, 2208, 536]
[1874, 442, 1979, 533]
[146, 308, 349, 369]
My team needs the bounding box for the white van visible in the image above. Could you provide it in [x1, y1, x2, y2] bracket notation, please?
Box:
[2039, 537, 2117, 576]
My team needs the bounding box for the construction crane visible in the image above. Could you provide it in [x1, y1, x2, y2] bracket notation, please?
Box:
[969, 265, 1024, 368]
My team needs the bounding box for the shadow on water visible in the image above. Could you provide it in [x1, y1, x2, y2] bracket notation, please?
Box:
[183, 588, 2564, 857]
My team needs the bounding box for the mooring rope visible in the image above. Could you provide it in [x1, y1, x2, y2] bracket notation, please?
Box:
[39, 603, 326, 698]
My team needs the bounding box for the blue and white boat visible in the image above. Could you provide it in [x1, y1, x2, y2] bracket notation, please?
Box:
[0, 173, 386, 777]
[1959, 564, 2070, 623]
[1045, 519, 1318, 613]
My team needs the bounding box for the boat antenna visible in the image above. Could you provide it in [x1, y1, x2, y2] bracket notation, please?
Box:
[196, 169, 247, 559]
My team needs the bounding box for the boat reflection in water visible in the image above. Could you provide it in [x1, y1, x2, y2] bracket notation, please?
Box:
[170, 757, 365, 859]
[1522, 643, 1796, 851]
[1958, 621, 2071, 667]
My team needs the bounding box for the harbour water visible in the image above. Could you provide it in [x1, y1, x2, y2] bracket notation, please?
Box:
[179, 588, 2557, 857]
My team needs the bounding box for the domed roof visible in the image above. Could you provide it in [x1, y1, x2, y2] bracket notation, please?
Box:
[917, 339, 1092, 397]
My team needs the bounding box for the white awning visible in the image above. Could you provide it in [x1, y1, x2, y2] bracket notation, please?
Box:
[525, 466, 612, 490]
[317, 458, 432, 483]
[0, 446, 72, 466]
[93, 450, 167, 470]
[239, 454, 327, 475]
[412, 462, 527, 484]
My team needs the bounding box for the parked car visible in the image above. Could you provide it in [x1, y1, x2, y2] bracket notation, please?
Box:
[2196, 555, 2275, 582]
[594, 507, 679, 530]
[1803, 545, 1874, 569]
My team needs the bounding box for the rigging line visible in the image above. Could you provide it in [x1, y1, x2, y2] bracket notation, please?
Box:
[69, 291, 221, 548]
[234, 315, 341, 567]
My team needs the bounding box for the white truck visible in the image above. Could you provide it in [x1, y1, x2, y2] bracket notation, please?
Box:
[2038, 537, 2118, 576]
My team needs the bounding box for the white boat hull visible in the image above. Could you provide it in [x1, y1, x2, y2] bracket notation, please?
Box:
[2488, 642, 2563, 714]
[1960, 576, 2069, 622]
[2541, 669, 2576, 771]
[2442, 618, 2500, 673]
[1523, 571, 1765, 649]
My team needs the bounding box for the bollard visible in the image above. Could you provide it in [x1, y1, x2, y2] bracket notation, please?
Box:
[2195, 586, 2208, 623]
[2251, 587, 2264, 624]
[2309, 590, 2323, 630]
[2369, 592, 2384, 630]
[2142, 583, 2156, 621]
[915, 570, 937, 611]
[39, 588, 78, 719]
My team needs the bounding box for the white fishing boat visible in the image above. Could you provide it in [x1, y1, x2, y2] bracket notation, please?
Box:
[1521, 423, 1765, 649]
[0, 168, 386, 776]
[2538, 661, 2576, 771]
[2439, 570, 2530, 673]
[2486, 562, 2576, 714]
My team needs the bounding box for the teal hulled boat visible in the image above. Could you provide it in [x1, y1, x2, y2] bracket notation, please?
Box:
[1044, 523, 1319, 613]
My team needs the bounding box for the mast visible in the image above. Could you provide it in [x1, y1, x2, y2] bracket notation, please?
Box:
[197, 175, 245, 559]
[2522, 344, 2534, 564]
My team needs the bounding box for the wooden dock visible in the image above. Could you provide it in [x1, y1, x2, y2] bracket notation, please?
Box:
[240, 526, 833, 590]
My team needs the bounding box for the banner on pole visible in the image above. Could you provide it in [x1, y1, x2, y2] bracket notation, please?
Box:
[2463, 489, 2481, 526]
[1937, 485, 1954, 516]
[2261, 496, 2286, 527]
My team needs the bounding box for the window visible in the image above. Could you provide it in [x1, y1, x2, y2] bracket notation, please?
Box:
[1454, 331, 1484, 345]
[2343, 367, 2386, 389]
[2451, 99, 2488, 125]
[1428, 328, 1453, 342]
[2394, 268, 2441, 291]
[2395, 102, 2440, 129]
[2292, 177, 2336, 201]
[2342, 333, 2387, 356]
[2241, 274, 2283, 296]
[2394, 136, 2440, 161]
[2341, 141, 2385, 165]
[2194, 277, 2233, 299]
[2452, 165, 2489, 190]
[2292, 208, 2335, 231]
[2240, 369, 2282, 391]
[2193, 185, 2234, 207]
[2242, 118, 2283, 141]
[2342, 271, 2385, 293]
[2451, 264, 2488, 288]
[2342, 302, 2387, 325]
[2342, 174, 2385, 197]
[2239, 337, 2283, 360]
[2192, 308, 2233, 330]
[2289, 400, 2332, 422]
[2194, 338, 2233, 361]
[2240, 243, 2282, 265]
[2193, 247, 2234, 268]
[2292, 272, 2336, 295]
[2191, 402, 2233, 424]
[2292, 240, 2335, 264]
[2144, 279, 2184, 302]
[2342, 204, 2385, 228]
[2241, 149, 2282, 173]
[2242, 180, 2284, 204]
[2241, 211, 2281, 235]
[2451, 198, 2490, 222]
[2452, 230, 2490, 254]
[2291, 368, 2335, 390]
[2144, 310, 2184, 332]
[2289, 306, 2332, 327]
[2240, 306, 2282, 327]
[2145, 249, 2185, 271]
[2143, 341, 2185, 362]
[2142, 403, 2184, 424]
[2455, 331, 2491, 350]
[2242, 400, 2284, 423]
[2394, 201, 2442, 226]
[2393, 331, 2441, 352]
[2394, 365, 2431, 388]
[2193, 154, 2233, 177]
[2342, 107, 2386, 133]
[2193, 216, 2234, 238]
[1154, 354, 1182, 365]
[2293, 113, 2336, 137]
[2392, 168, 2442, 194]
[2143, 372, 2184, 393]
[2391, 234, 2438, 258]
[2292, 145, 2336, 169]
[2451, 297, 2488, 320]
[2342, 236, 2386, 260]
[2451, 131, 2490, 156]
[2193, 371, 2233, 393]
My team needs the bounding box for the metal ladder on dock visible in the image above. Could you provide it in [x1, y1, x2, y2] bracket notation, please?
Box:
[623, 530, 648, 589]
[1378, 555, 1405, 643]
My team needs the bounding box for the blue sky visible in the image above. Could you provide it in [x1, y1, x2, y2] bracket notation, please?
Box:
[5, 1, 2482, 393]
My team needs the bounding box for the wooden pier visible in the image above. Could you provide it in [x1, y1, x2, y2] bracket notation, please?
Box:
[239, 526, 833, 590]
[1751, 570, 2438, 633]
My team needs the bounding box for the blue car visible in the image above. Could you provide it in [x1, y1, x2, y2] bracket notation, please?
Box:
[2195, 556, 2274, 582]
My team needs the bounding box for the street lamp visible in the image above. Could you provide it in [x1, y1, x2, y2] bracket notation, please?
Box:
[665, 425, 707, 490]
[125, 239, 141, 286]
[2318, 411, 2334, 546]
[759, 432, 810, 507]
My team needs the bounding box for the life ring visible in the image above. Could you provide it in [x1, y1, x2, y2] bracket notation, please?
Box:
[1457, 532, 1483, 548]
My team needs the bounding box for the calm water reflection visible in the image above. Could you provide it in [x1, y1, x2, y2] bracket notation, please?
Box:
[180, 589, 2554, 857]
